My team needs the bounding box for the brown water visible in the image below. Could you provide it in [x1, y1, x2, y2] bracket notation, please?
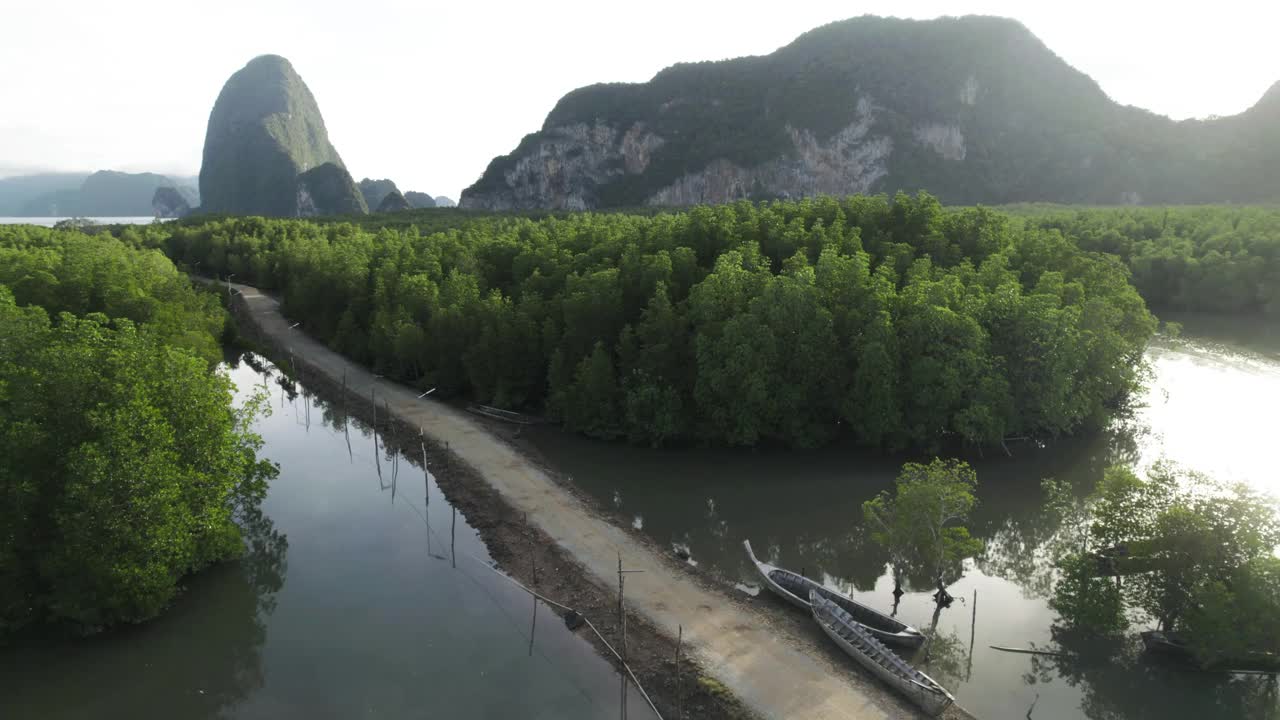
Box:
[0, 355, 655, 720]
[527, 314, 1280, 720]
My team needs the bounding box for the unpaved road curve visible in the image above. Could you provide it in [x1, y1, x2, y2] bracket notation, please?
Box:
[228, 281, 928, 720]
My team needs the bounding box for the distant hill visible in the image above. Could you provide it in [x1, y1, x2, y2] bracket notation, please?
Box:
[462, 15, 1280, 209]
[200, 55, 364, 216]
[375, 189, 412, 212]
[0, 173, 88, 215]
[404, 191, 437, 209]
[432, 195, 456, 208]
[5, 170, 197, 216]
[359, 178, 401, 211]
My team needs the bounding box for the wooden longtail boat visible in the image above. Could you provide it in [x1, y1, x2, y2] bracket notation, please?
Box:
[810, 591, 955, 716]
[743, 539, 925, 648]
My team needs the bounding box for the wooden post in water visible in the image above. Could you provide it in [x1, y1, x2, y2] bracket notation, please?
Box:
[675, 625, 683, 720]
[967, 588, 978, 682]
[527, 595, 538, 657]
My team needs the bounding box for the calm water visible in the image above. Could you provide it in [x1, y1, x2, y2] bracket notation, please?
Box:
[527, 314, 1280, 720]
[0, 216, 159, 227]
[0, 356, 654, 720]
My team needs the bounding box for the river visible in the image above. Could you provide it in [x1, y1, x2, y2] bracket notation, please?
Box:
[0, 355, 655, 720]
[526, 313, 1280, 720]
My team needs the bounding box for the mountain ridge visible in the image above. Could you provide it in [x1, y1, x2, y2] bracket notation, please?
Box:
[461, 15, 1279, 209]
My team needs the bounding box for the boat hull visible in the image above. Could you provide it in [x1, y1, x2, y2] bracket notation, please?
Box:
[744, 540, 925, 648]
[811, 593, 953, 717]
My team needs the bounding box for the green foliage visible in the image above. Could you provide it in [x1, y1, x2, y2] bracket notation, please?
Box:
[0, 226, 276, 636]
[1048, 555, 1128, 636]
[1023, 205, 1280, 315]
[1183, 557, 1280, 667]
[0, 294, 276, 635]
[155, 193, 1159, 450]
[0, 225, 227, 363]
[1050, 463, 1280, 665]
[862, 458, 984, 592]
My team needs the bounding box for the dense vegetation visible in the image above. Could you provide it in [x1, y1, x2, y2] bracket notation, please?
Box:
[466, 15, 1280, 208]
[1047, 464, 1280, 668]
[0, 226, 275, 636]
[157, 193, 1157, 450]
[1019, 205, 1280, 315]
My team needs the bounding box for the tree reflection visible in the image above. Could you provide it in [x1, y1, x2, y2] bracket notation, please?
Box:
[0, 457, 289, 719]
[1025, 625, 1279, 720]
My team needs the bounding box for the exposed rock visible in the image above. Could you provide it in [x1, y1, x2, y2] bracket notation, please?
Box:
[913, 123, 966, 161]
[960, 74, 979, 106]
[404, 191, 437, 209]
[200, 55, 358, 216]
[375, 189, 411, 212]
[461, 121, 663, 210]
[296, 163, 368, 216]
[647, 112, 892, 206]
[432, 195, 456, 208]
[152, 186, 192, 218]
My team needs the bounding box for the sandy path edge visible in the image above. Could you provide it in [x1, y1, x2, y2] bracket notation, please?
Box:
[222, 280, 967, 720]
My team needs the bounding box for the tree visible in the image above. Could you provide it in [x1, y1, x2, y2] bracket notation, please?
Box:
[1049, 463, 1280, 666]
[862, 459, 984, 604]
[0, 295, 277, 635]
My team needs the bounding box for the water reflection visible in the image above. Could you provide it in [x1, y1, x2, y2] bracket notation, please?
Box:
[3, 353, 656, 720]
[528, 315, 1280, 720]
[0, 499, 288, 719]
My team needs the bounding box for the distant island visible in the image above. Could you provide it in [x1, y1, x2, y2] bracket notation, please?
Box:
[462, 15, 1280, 209]
[0, 170, 197, 217]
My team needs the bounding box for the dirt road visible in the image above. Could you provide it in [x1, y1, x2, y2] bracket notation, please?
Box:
[226, 280, 948, 720]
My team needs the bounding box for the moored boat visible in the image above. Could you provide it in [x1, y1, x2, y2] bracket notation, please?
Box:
[743, 539, 925, 648]
[810, 591, 955, 716]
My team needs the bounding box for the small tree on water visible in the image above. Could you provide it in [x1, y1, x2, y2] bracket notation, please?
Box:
[863, 458, 984, 607]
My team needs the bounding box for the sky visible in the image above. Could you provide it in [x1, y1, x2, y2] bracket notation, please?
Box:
[2, 0, 1277, 199]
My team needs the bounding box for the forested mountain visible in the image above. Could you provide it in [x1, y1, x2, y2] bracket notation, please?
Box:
[199, 55, 364, 216]
[462, 15, 1280, 210]
[404, 191, 438, 209]
[1, 171, 196, 216]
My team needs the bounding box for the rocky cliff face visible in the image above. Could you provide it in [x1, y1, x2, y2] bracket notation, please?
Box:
[463, 121, 663, 210]
[462, 16, 1280, 209]
[200, 55, 362, 216]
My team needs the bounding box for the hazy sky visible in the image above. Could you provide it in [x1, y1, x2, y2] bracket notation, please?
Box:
[2, 1, 1276, 198]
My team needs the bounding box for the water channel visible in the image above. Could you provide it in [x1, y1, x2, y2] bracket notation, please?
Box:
[527, 314, 1280, 720]
[0, 355, 655, 720]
